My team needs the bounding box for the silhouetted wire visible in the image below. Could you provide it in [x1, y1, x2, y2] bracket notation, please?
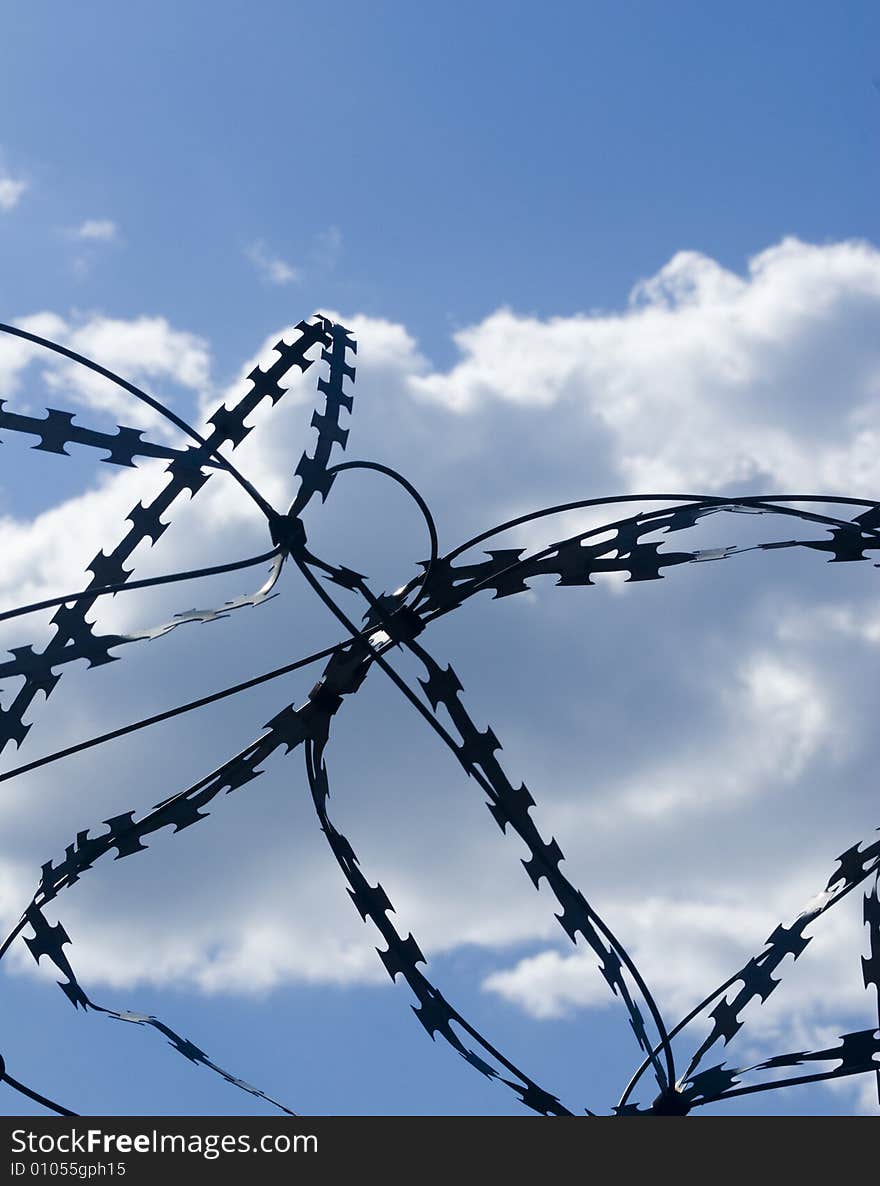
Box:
[307, 479, 880, 1095]
[0, 724, 282, 967]
[342, 540, 680, 1090]
[616, 846, 880, 1110]
[0, 639, 346, 786]
[696, 1065, 873, 1105]
[304, 445, 545, 1097]
[303, 732, 572, 1115]
[397, 631, 676, 1093]
[442, 496, 880, 606]
[298, 545, 679, 1090]
[413, 493, 880, 631]
[2, 1071, 76, 1117]
[0, 455, 449, 790]
[324, 459, 439, 603]
[0, 321, 279, 523]
[6, 311, 880, 1115]
[442, 493, 880, 564]
[0, 546, 283, 624]
[398, 490, 880, 1104]
[296, 552, 467, 753]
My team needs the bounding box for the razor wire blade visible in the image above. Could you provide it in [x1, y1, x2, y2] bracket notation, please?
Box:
[0, 313, 877, 1117]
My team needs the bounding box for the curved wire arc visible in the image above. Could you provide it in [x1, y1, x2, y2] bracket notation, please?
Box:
[443, 492, 880, 565]
[322, 459, 440, 604]
[295, 543, 677, 1091]
[2, 1071, 77, 1117]
[303, 733, 571, 1115]
[3, 312, 879, 1117]
[0, 546, 282, 625]
[0, 321, 279, 523]
[0, 639, 345, 786]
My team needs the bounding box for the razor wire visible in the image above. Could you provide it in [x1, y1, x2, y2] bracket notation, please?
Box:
[0, 314, 878, 1116]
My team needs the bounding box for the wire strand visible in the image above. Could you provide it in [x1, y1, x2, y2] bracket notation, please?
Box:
[0, 547, 282, 624]
[0, 640, 345, 786]
[0, 320, 278, 523]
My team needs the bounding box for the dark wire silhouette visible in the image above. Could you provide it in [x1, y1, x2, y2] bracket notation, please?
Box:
[0, 315, 878, 1116]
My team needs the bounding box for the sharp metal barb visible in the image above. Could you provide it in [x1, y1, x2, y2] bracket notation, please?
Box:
[303, 733, 571, 1116]
[0, 545, 282, 625]
[0, 318, 328, 757]
[863, 872, 880, 1105]
[0, 401, 191, 468]
[3, 314, 879, 1116]
[682, 1026, 880, 1106]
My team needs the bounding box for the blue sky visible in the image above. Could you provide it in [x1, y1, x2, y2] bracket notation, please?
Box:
[4, 2, 879, 368]
[1, 1, 880, 1117]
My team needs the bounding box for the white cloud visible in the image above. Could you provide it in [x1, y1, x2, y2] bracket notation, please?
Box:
[482, 885, 866, 1027]
[65, 314, 210, 396]
[0, 149, 27, 211]
[0, 174, 27, 211]
[409, 236, 880, 496]
[0, 313, 68, 400]
[245, 240, 299, 286]
[581, 653, 834, 823]
[0, 312, 212, 428]
[71, 219, 118, 242]
[3, 237, 880, 1112]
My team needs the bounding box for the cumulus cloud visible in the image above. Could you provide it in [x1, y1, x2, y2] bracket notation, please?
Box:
[3, 236, 880, 1112]
[482, 883, 866, 1027]
[0, 312, 212, 428]
[410, 236, 880, 495]
[245, 240, 299, 286]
